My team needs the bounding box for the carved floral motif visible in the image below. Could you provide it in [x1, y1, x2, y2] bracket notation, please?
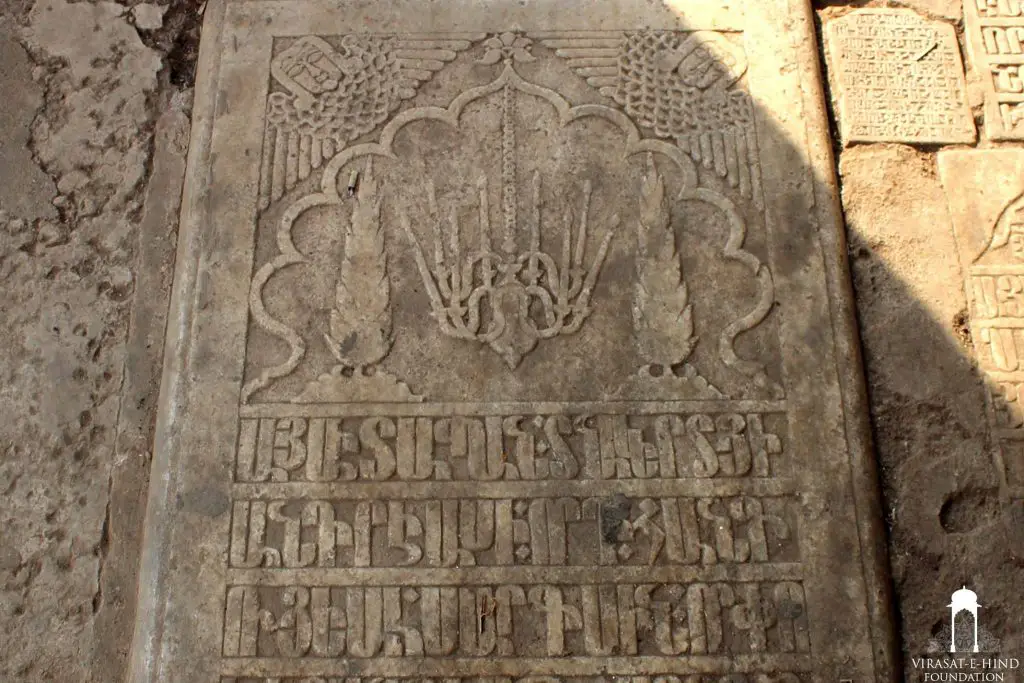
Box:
[244, 30, 781, 402]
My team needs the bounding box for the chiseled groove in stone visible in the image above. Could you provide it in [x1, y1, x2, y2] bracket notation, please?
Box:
[229, 564, 803, 585]
[220, 654, 813, 677]
[239, 400, 788, 417]
[232, 479, 796, 498]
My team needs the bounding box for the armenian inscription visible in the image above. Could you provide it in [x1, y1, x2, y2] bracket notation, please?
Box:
[825, 9, 976, 144]
[965, 0, 1024, 139]
[939, 150, 1024, 494]
[130, 2, 895, 682]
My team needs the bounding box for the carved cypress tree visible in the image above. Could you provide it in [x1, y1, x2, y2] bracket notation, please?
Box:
[326, 160, 393, 370]
[633, 153, 696, 368]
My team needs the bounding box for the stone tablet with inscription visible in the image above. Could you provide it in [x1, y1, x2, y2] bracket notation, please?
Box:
[965, 0, 1024, 139]
[825, 9, 975, 145]
[130, 1, 897, 682]
[939, 149, 1024, 496]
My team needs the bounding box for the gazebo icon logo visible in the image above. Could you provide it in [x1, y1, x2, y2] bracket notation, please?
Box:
[948, 586, 981, 653]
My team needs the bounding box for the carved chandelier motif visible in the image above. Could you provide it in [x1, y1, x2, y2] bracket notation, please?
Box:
[401, 53, 618, 369]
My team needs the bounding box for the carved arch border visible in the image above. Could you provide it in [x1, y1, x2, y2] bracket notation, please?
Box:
[241, 63, 776, 403]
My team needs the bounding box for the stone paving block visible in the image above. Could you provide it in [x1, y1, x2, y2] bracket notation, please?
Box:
[964, 0, 1024, 139]
[129, 1, 897, 681]
[939, 149, 1024, 495]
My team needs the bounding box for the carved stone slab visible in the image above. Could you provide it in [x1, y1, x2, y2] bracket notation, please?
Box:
[939, 149, 1024, 497]
[965, 0, 1024, 139]
[129, 1, 897, 681]
[825, 8, 976, 145]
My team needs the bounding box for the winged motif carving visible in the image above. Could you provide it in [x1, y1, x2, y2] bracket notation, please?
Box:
[982, 190, 1024, 263]
[258, 33, 484, 211]
[532, 30, 762, 207]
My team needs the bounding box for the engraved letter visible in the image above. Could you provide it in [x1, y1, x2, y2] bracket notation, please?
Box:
[398, 417, 437, 480]
[686, 583, 733, 654]
[347, 587, 384, 657]
[697, 498, 740, 563]
[424, 499, 460, 567]
[387, 501, 424, 566]
[746, 414, 781, 477]
[360, 417, 397, 480]
[581, 584, 619, 655]
[494, 585, 526, 655]
[230, 500, 282, 568]
[685, 414, 720, 478]
[773, 582, 811, 652]
[306, 418, 357, 481]
[383, 586, 424, 655]
[223, 585, 260, 656]
[528, 585, 582, 656]
[311, 586, 346, 656]
[660, 498, 701, 565]
[268, 501, 317, 568]
[422, 587, 459, 655]
[544, 415, 580, 479]
[261, 586, 312, 658]
[236, 419, 272, 482]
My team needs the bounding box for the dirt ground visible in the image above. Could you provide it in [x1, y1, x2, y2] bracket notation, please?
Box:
[814, 0, 1024, 671]
[0, 0, 1019, 681]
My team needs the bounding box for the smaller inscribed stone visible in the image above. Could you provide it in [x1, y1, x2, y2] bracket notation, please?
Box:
[964, 0, 1024, 140]
[825, 9, 976, 145]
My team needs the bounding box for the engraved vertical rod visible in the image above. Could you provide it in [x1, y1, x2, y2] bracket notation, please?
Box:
[286, 131, 300, 187]
[450, 202, 462, 290]
[530, 170, 541, 251]
[559, 209, 572, 297]
[428, 181, 444, 268]
[258, 126, 275, 211]
[501, 82, 517, 255]
[479, 176, 493, 283]
[449, 206, 462, 297]
[573, 180, 592, 270]
[310, 136, 322, 170]
[299, 134, 312, 180]
[271, 128, 287, 201]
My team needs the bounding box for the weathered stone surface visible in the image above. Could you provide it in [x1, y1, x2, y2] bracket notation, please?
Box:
[964, 0, 1024, 139]
[130, 1, 896, 681]
[0, 2, 166, 679]
[939, 149, 1024, 495]
[887, 0, 965, 21]
[24, 0, 162, 215]
[89, 95, 191, 683]
[838, 145, 1022, 674]
[824, 8, 975, 145]
[0, 21, 56, 219]
[132, 3, 166, 31]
